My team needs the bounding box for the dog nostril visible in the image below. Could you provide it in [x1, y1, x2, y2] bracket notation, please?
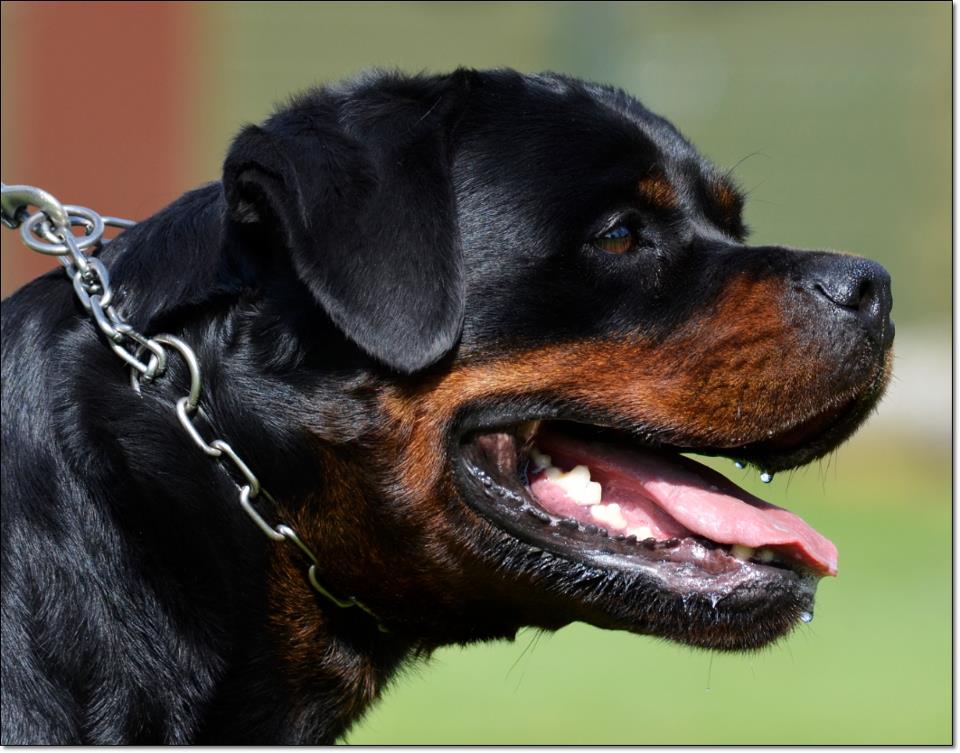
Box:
[815, 275, 873, 312]
[855, 277, 875, 311]
[811, 257, 893, 345]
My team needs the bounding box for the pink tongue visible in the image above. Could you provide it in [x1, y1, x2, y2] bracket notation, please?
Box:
[534, 432, 838, 576]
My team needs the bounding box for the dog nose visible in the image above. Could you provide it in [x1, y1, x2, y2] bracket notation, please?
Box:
[810, 256, 894, 348]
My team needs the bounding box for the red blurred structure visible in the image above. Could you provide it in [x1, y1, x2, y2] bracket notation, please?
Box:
[1, 1, 196, 296]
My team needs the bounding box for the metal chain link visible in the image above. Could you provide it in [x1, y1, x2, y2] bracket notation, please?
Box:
[1, 182, 386, 632]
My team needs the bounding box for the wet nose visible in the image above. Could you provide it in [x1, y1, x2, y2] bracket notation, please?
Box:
[811, 256, 894, 347]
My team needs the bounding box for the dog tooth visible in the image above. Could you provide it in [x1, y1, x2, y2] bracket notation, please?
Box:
[530, 447, 553, 471]
[627, 525, 653, 540]
[757, 548, 776, 563]
[564, 465, 591, 484]
[590, 503, 626, 530]
[731, 544, 754, 561]
[734, 461, 745, 469]
[518, 420, 542, 441]
[759, 471, 773, 484]
[544, 465, 588, 486]
[546, 464, 597, 505]
[583, 480, 602, 505]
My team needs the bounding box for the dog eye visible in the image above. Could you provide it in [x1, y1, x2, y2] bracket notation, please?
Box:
[593, 224, 637, 255]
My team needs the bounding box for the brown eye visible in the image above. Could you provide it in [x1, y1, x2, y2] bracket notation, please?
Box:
[594, 224, 636, 254]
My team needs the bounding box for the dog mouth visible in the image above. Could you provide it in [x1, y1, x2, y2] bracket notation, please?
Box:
[460, 416, 835, 571]
[453, 403, 865, 645]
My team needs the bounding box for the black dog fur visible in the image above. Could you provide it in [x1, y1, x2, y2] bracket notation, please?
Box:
[1, 69, 893, 743]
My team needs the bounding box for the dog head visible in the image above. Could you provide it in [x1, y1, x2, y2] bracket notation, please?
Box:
[191, 69, 893, 655]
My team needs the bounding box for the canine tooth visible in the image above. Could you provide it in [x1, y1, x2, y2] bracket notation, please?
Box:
[518, 420, 541, 441]
[734, 461, 745, 469]
[757, 548, 776, 563]
[627, 525, 653, 540]
[731, 544, 754, 561]
[759, 471, 773, 484]
[530, 447, 553, 471]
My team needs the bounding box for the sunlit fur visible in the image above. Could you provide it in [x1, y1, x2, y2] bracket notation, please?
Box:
[1, 69, 892, 744]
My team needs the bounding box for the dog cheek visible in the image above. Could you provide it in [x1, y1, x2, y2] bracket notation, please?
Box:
[271, 437, 482, 625]
[641, 273, 875, 443]
[654, 277, 817, 440]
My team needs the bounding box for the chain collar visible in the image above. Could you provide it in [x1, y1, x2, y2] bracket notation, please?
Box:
[1, 182, 387, 633]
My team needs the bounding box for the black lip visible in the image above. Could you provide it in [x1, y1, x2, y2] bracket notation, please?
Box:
[450, 370, 883, 479]
[730, 362, 892, 472]
[454, 424, 813, 582]
[449, 346, 890, 474]
[445, 356, 888, 592]
[451, 413, 826, 650]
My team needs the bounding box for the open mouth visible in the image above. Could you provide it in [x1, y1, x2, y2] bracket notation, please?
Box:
[455, 411, 854, 636]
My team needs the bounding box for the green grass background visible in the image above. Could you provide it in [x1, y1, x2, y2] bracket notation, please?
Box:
[199, 1, 950, 744]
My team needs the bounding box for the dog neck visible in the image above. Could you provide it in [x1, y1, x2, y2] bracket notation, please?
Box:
[196, 559, 412, 743]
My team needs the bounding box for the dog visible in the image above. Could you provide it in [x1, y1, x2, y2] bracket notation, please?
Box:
[0, 69, 893, 743]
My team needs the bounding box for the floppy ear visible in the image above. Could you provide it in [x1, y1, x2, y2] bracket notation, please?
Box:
[221, 75, 466, 374]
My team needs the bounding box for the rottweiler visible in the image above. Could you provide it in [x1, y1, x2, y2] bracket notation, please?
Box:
[0, 69, 893, 744]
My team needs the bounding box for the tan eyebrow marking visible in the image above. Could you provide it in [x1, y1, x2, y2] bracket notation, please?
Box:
[711, 177, 742, 216]
[637, 170, 679, 211]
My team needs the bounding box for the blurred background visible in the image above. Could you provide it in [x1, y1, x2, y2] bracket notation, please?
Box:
[1, 1, 950, 744]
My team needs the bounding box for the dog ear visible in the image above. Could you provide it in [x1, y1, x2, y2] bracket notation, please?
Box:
[221, 74, 468, 374]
